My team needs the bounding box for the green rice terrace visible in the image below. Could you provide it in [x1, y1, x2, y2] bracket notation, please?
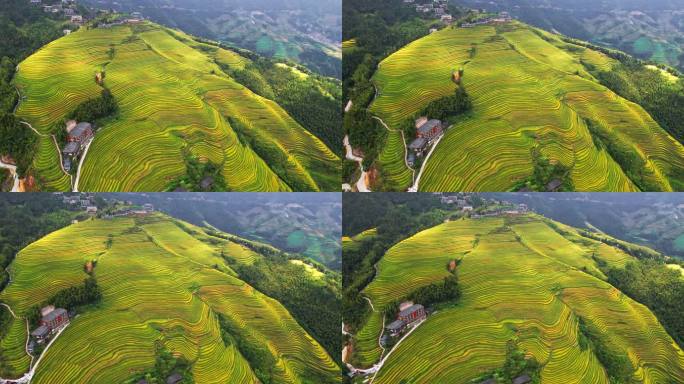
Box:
[0, 213, 340, 383]
[345, 213, 684, 383]
[368, 21, 684, 191]
[14, 21, 339, 192]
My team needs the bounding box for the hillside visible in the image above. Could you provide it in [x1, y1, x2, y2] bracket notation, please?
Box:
[346, 213, 684, 383]
[14, 21, 339, 192]
[0, 213, 340, 383]
[80, 0, 342, 78]
[365, 21, 684, 191]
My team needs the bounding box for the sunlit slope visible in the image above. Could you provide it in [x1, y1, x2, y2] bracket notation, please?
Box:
[363, 215, 684, 383]
[369, 22, 684, 191]
[0, 215, 339, 383]
[14, 23, 339, 191]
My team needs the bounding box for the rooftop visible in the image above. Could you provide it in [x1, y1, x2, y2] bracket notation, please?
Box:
[43, 307, 67, 322]
[63, 141, 80, 154]
[31, 325, 49, 337]
[69, 122, 92, 138]
[417, 119, 442, 134]
[513, 375, 531, 384]
[386, 319, 405, 330]
[408, 137, 428, 149]
[398, 304, 424, 318]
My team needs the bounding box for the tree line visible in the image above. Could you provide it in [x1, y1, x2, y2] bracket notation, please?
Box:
[26, 276, 102, 328]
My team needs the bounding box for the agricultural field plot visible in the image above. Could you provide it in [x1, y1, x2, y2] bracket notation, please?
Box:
[360, 215, 684, 383]
[14, 22, 339, 191]
[369, 22, 684, 191]
[0, 215, 340, 383]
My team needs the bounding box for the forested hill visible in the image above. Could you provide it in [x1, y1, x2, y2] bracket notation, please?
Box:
[11, 19, 340, 191]
[0, 0, 69, 185]
[0, 212, 341, 383]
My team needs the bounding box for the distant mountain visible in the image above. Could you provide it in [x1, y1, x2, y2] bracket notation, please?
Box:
[486, 192, 684, 259]
[456, 0, 684, 71]
[80, 0, 342, 77]
[106, 192, 343, 269]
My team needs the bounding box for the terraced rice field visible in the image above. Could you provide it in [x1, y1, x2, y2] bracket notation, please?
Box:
[357, 214, 684, 383]
[0, 215, 340, 383]
[15, 23, 339, 191]
[369, 22, 684, 191]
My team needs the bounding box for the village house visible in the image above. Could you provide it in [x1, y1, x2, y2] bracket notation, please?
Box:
[143, 203, 154, 212]
[63, 8, 75, 16]
[62, 142, 79, 171]
[408, 137, 428, 159]
[68, 122, 93, 144]
[518, 203, 528, 212]
[71, 14, 83, 24]
[441, 14, 453, 24]
[417, 119, 444, 141]
[63, 29, 72, 35]
[398, 303, 426, 324]
[31, 306, 69, 344]
[86, 206, 98, 215]
[462, 206, 473, 211]
[30, 0, 41, 4]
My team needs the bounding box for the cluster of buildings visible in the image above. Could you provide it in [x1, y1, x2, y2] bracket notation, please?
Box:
[461, 11, 512, 28]
[385, 302, 427, 338]
[29, 0, 85, 33]
[405, 0, 454, 25]
[61, 121, 93, 172]
[109, 202, 155, 218]
[60, 192, 98, 215]
[471, 203, 529, 218]
[29, 305, 70, 350]
[407, 117, 445, 167]
[98, 12, 145, 28]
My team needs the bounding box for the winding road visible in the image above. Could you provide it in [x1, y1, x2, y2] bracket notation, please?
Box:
[343, 135, 370, 192]
[409, 131, 446, 192]
[72, 137, 93, 192]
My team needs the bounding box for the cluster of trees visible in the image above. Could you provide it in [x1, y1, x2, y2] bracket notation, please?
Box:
[124, 344, 194, 384]
[579, 48, 684, 152]
[578, 229, 662, 261]
[386, 275, 461, 320]
[68, 89, 117, 124]
[602, 260, 684, 350]
[0, 194, 73, 291]
[416, 86, 472, 122]
[217, 314, 276, 384]
[512, 148, 573, 192]
[584, 118, 661, 191]
[471, 340, 541, 384]
[26, 276, 102, 328]
[227, 116, 315, 191]
[220, 249, 341, 370]
[165, 154, 227, 192]
[214, 48, 342, 157]
[577, 316, 634, 383]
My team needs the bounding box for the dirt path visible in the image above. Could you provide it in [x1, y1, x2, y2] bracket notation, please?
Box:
[343, 135, 370, 192]
[0, 160, 19, 192]
[409, 131, 445, 192]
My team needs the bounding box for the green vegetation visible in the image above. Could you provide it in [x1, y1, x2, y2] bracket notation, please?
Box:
[26, 276, 102, 328]
[124, 345, 194, 384]
[0, 214, 340, 383]
[472, 341, 541, 384]
[221, 243, 341, 362]
[14, 22, 339, 191]
[385, 274, 461, 319]
[360, 20, 684, 191]
[603, 259, 684, 349]
[165, 155, 227, 192]
[577, 317, 634, 383]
